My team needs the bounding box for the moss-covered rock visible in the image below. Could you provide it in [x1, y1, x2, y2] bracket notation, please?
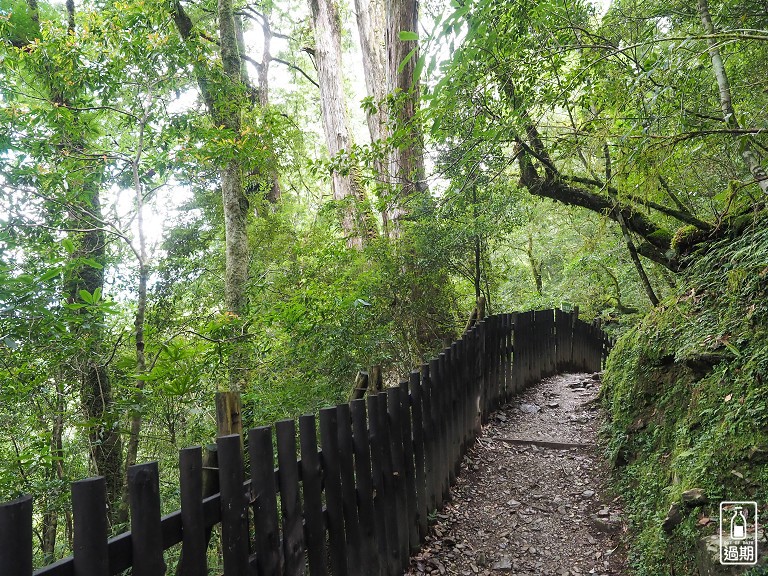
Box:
[602, 217, 768, 575]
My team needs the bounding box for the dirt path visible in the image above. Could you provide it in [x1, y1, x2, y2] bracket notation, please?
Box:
[405, 373, 628, 576]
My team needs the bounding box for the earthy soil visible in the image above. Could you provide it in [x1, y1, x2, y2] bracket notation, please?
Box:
[405, 372, 629, 576]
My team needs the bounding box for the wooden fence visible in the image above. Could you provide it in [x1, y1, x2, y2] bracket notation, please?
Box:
[0, 309, 611, 576]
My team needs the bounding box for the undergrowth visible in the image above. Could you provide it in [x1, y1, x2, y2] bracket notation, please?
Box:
[602, 216, 768, 575]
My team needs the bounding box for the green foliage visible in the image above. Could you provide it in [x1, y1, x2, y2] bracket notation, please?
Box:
[602, 216, 768, 574]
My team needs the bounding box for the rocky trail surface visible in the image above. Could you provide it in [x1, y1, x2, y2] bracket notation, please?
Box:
[405, 372, 628, 576]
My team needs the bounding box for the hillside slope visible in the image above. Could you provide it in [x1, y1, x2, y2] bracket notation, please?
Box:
[602, 217, 768, 575]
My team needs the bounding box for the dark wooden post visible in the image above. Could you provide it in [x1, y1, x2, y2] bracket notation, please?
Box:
[178, 447, 207, 576]
[350, 398, 381, 576]
[275, 419, 305, 576]
[420, 363, 437, 514]
[349, 371, 370, 401]
[128, 462, 166, 576]
[217, 434, 249, 576]
[387, 386, 409, 568]
[336, 404, 363, 574]
[375, 392, 401, 574]
[319, 407, 348, 576]
[367, 394, 392, 575]
[299, 414, 327, 576]
[215, 391, 243, 438]
[248, 426, 281, 576]
[370, 365, 383, 394]
[398, 379, 418, 551]
[72, 477, 109, 576]
[0, 495, 32, 576]
[429, 357, 446, 508]
[409, 371, 428, 541]
[450, 342, 461, 478]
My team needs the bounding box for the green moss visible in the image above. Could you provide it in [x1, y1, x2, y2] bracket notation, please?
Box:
[670, 225, 706, 253]
[602, 216, 768, 575]
[646, 228, 672, 247]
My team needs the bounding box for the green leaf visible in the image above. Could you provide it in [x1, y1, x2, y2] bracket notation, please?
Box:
[398, 47, 418, 74]
[398, 30, 419, 41]
[414, 54, 426, 81]
[80, 258, 103, 270]
[39, 268, 60, 282]
[79, 289, 94, 304]
[62, 238, 75, 254]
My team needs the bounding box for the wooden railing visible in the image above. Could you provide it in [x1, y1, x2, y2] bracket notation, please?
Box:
[0, 309, 611, 576]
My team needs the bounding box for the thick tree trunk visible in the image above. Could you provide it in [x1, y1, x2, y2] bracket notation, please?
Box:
[385, 0, 425, 234]
[67, 199, 124, 517]
[217, 25, 251, 390]
[517, 151, 678, 271]
[25, 0, 124, 522]
[309, 0, 372, 248]
[697, 0, 768, 194]
[354, 0, 388, 205]
[172, 0, 252, 390]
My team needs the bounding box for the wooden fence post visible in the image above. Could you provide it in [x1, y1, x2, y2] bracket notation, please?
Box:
[299, 414, 327, 576]
[217, 434, 249, 576]
[408, 370, 428, 541]
[319, 407, 348, 576]
[215, 391, 242, 437]
[275, 419, 305, 576]
[178, 447, 207, 576]
[0, 495, 33, 576]
[350, 398, 381, 576]
[398, 379, 420, 553]
[367, 394, 392, 575]
[386, 387, 409, 570]
[420, 363, 437, 514]
[337, 404, 363, 574]
[72, 477, 109, 576]
[248, 426, 281, 576]
[128, 462, 166, 576]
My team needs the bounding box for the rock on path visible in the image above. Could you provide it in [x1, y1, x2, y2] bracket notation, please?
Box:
[405, 373, 628, 576]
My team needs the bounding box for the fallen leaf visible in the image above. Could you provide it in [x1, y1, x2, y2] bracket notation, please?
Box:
[724, 394, 732, 402]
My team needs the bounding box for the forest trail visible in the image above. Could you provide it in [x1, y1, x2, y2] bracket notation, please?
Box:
[405, 373, 628, 576]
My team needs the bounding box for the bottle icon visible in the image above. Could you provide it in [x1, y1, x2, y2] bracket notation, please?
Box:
[730, 506, 747, 540]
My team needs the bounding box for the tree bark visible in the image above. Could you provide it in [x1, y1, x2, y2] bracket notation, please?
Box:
[526, 235, 543, 296]
[385, 0, 425, 234]
[172, 0, 252, 390]
[309, 0, 373, 248]
[24, 0, 124, 522]
[66, 193, 124, 517]
[354, 0, 388, 202]
[517, 150, 678, 270]
[697, 0, 768, 194]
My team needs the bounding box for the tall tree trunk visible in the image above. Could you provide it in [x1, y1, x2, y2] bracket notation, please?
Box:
[41, 382, 65, 562]
[526, 235, 543, 296]
[385, 0, 425, 235]
[309, 0, 373, 248]
[354, 0, 388, 217]
[254, 12, 281, 204]
[66, 191, 124, 517]
[697, 0, 768, 194]
[24, 0, 124, 521]
[120, 117, 150, 524]
[173, 0, 252, 390]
